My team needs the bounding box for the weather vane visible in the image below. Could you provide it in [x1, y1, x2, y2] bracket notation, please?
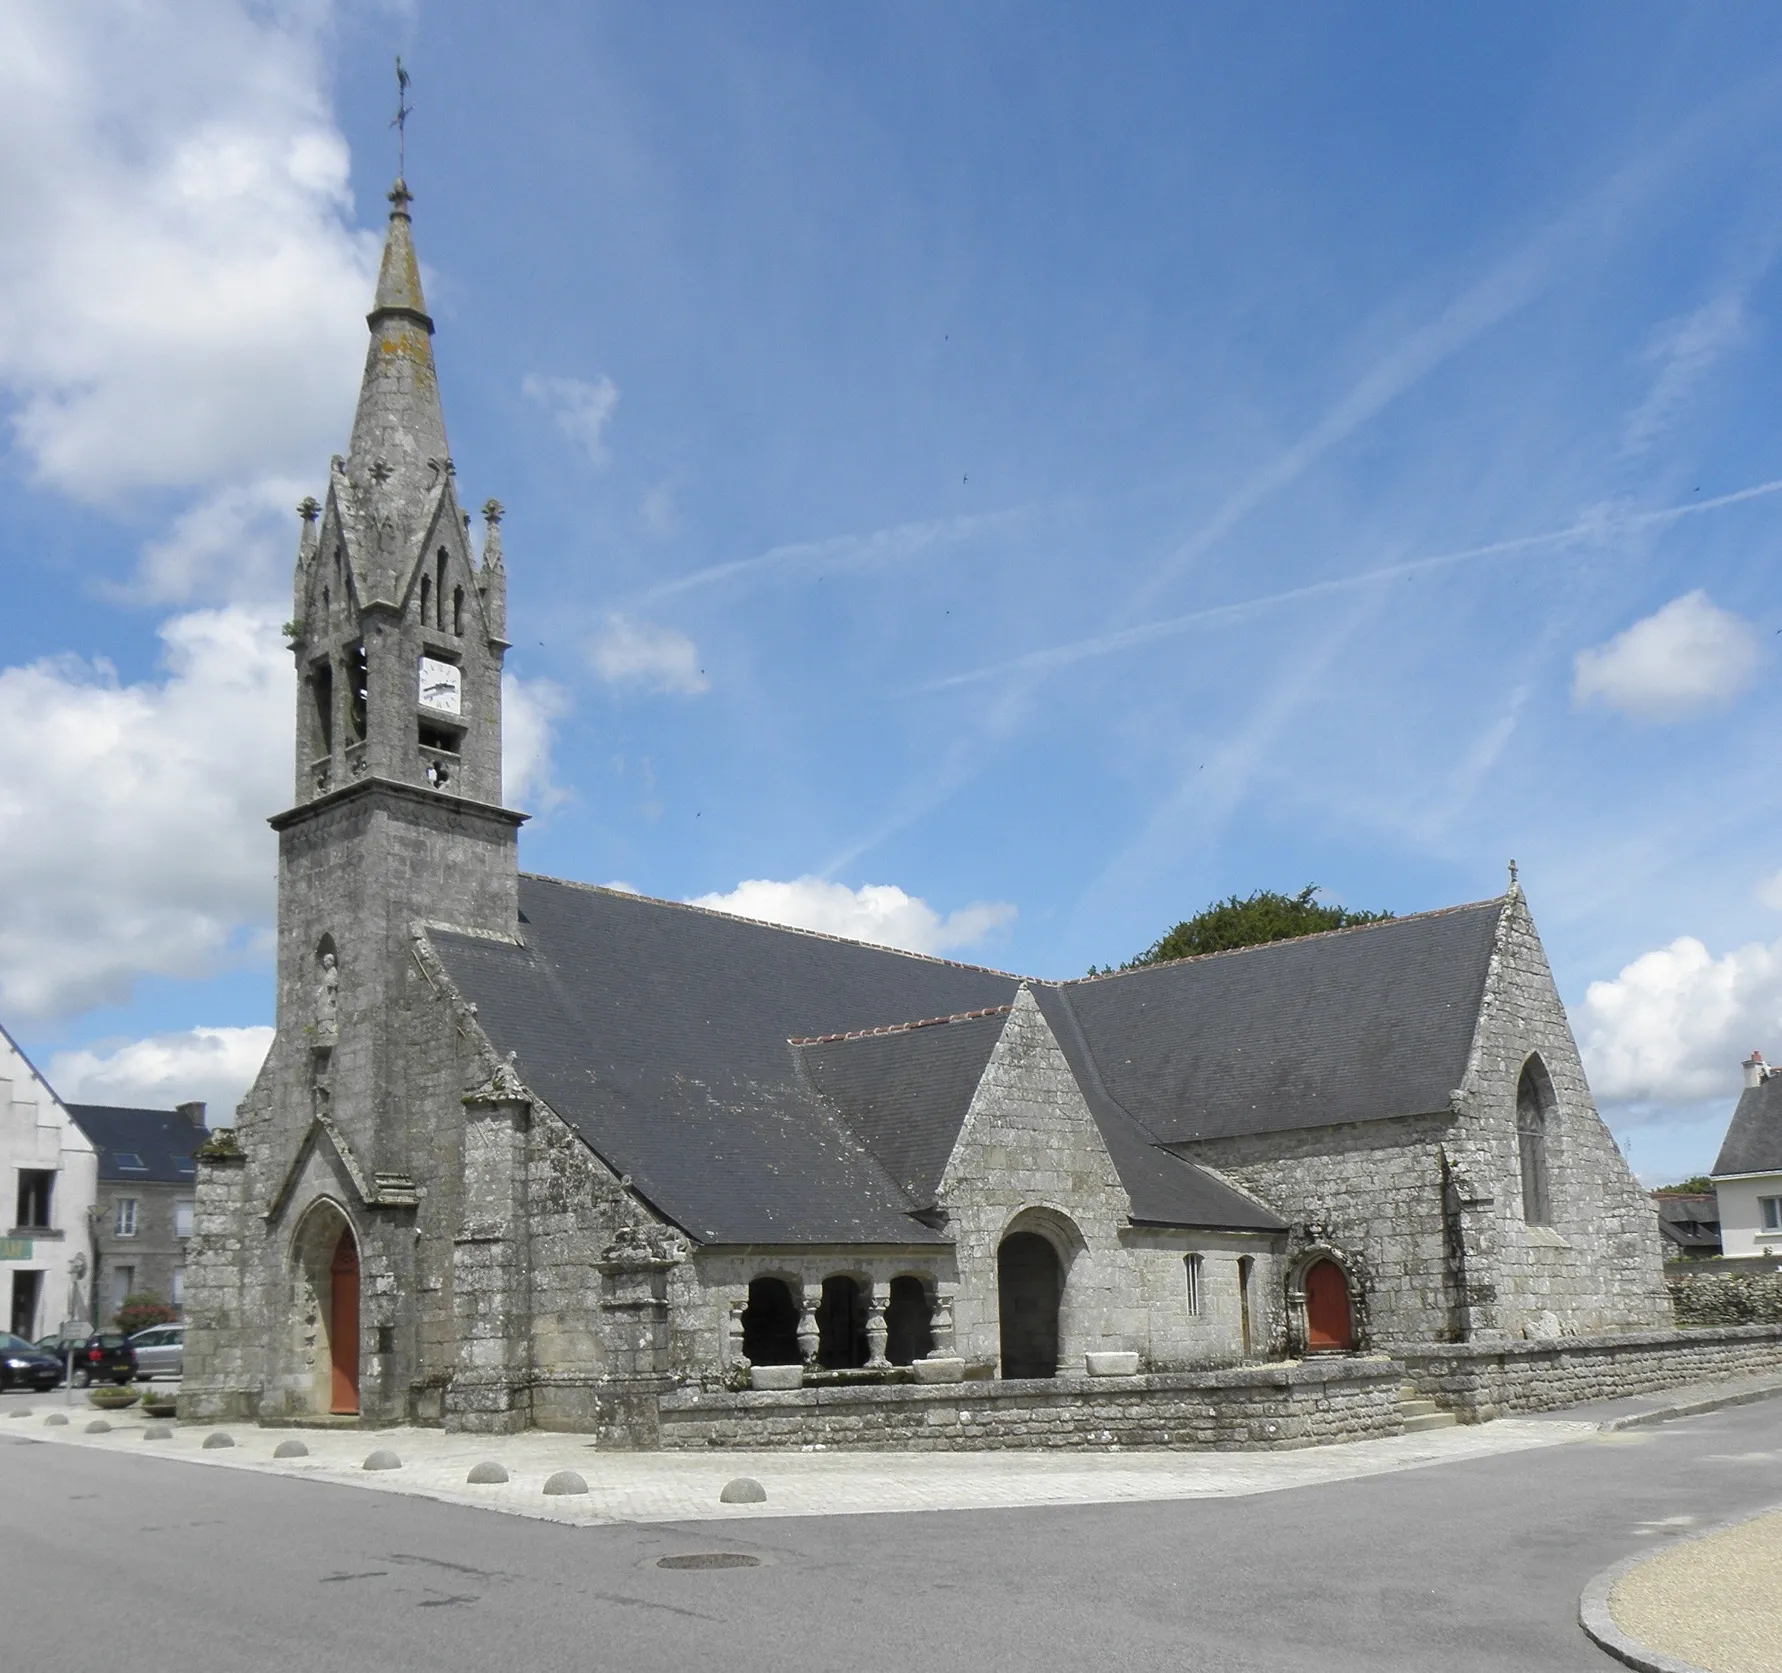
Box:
[392, 56, 413, 178]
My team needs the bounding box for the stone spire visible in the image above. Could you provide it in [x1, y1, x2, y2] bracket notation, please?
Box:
[345, 180, 452, 593]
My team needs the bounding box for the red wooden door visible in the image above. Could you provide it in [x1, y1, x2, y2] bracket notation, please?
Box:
[1304, 1259, 1353, 1352]
[329, 1231, 360, 1414]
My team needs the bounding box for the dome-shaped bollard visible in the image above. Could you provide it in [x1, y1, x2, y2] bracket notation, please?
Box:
[542, 1470, 588, 1496]
[202, 1431, 235, 1449]
[362, 1449, 402, 1471]
[720, 1477, 767, 1504]
[467, 1461, 509, 1484]
[274, 1439, 309, 1458]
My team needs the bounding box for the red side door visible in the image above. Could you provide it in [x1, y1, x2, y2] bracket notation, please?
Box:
[1304, 1259, 1354, 1352]
[329, 1232, 360, 1415]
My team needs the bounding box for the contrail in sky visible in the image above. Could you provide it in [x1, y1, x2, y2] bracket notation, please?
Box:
[916, 477, 1782, 693]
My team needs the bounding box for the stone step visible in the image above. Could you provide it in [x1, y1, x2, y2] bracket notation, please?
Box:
[1400, 1410, 1458, 1433]
[1396, 1398, 1441, 1419]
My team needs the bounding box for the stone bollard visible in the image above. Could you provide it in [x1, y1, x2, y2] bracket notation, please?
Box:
[202, 1432, 235, 1449]
[542, 1470, 588, 1496]
[142, 1425, 173, 1441]
[467, 1461, 509, 1484]
[362, 1449, 402, 1471]
[274, 1440, 309, 1459]
[720, 1477, 767, 1504]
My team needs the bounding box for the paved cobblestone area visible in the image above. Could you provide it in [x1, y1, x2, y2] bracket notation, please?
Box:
[3, 1402, 1594, 1526]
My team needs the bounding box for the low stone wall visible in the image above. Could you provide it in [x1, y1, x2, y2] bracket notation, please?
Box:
[658, 1357, 1405, 1451]
[1400, 1323, 1782, 1422]
[1667, 1269, 1782, 1327]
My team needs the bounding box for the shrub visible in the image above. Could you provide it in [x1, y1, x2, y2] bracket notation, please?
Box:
[89, 1385, 141, 1410]
[115, 1295, 177, 1336]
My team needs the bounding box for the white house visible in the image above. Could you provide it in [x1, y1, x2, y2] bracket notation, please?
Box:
[1710, 1053, 1782, 1262]
[2, 1023, 98, 1339]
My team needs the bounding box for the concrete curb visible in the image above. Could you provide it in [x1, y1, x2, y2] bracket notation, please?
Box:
[1597, 1376, 1782, 1432]
[1578, 1502, 1782, 1673]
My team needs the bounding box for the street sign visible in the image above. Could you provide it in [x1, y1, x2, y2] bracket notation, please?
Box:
[0, 1236, 32, 1260]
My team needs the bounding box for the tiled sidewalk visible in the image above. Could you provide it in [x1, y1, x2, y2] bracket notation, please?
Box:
[3, 1402, 1596, 1526]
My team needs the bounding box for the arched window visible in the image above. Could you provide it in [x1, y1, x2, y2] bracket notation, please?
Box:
[436, 550, 449, 627]
[741, 1277, 800, 1366]
[419, 575, 432, 627]
[1517, 1058, 1554, 1225]
[452, 586, 464, 636]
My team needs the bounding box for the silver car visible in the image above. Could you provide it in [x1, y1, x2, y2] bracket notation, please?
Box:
[130, 1324, 184, 1381]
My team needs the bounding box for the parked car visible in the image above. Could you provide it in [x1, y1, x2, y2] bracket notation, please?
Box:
[33, 1331, 136, 1388]
[130, 1323, 184, 1381]
[1, 1332, 64, 1392]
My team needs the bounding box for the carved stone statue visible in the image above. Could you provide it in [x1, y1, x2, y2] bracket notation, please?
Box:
[316, 950, 339, 1034]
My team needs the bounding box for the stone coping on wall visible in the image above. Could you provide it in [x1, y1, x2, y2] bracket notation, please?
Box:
[658, 1355, 1407, 1452]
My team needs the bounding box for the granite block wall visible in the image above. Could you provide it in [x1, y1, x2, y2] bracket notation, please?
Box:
[1668, 1269, 1782, 1327]
[658, 1358, 1404, 1451]
[1400, 1323, 1782, 1421]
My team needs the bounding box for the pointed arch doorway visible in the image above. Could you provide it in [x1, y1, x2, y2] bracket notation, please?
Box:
[1304, 1258, 1354, 1352]
[329, 1229, 361, 1415]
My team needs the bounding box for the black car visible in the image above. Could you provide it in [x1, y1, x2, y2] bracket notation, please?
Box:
[33, 1331, 137, 1388]
[1, 1332, 64, 1392]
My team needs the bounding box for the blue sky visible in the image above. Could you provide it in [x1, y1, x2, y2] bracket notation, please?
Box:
[5, 2, 1782, 1180]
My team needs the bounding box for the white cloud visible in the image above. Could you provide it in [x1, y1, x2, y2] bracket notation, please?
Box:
[1622, 293, 1749, 458]
[687, 877, 1017, 957]
[501, 672, 570, 809]
[129, 476, 309, 605]
[1572, 591, 1762, 720]
[0, 1, 373, 502]
[50, 1025, 273, 1126]
[523, 373, 620, 466]
[0, 606, 290, 1020]
[1579, 933, 1782, 1107]
[588, 615, 709, 695]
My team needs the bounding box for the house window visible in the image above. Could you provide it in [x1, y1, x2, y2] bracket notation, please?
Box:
[1516, 1059, 1554, 1226]
[112, 1265, 135, 1310]
[115, 1152, 146, 1173]
[15, 1169, 54, 1229]
[175, 1200, 194, 1239]
[171, 1267, 186, 1306]
[1184, 1253, 1203, 1317]
[1761, 1196, 1782, 1232]
[115, 1198, 138, 1238]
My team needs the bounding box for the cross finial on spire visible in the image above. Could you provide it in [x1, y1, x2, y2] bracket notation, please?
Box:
[1508, 858, 1519, 888]
[392, 56, 413, 182]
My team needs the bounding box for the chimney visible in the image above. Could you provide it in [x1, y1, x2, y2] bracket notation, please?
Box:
[176, 1100, 208, 1131]
[1742, 1052, 1767, 1090]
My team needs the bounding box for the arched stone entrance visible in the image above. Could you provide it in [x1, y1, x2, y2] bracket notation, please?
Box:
[291, 1200, 361, 1417]
[998, 1231, 1062, 1378]
[740, 1276, 800, 1365]
[1303, 1258, 1354, 1352]
[816, 1275, 868, 1370]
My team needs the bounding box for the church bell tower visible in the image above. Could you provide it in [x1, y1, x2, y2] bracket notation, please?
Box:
[268, 177, 525, 1175]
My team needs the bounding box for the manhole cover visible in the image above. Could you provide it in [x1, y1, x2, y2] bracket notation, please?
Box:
[656, 1553, 760, 1571]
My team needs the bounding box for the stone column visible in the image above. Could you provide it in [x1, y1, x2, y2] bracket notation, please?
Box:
[865, 1282, 890, 1369]
[797, 1282, 821, 1367]
[926, 1281, 957, 1358]
[724, 1295, 748, 1370]
[592, 1226, 686, 1447]
[445, 1063, 533, 1433]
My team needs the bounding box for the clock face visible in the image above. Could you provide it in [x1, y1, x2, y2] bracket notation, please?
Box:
[418, 656, 462, 715]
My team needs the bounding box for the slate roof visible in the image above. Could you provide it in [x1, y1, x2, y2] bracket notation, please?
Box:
[1652, 1193, 1721, 1254]
[1051, 901, 1504, 1144]
[64, 1104, 206, 1186]
[797, 1009, 1009, 1209]
[432, 877, 1020, 1244]
[1712, 1075, 1782, 1177]
[430, 878, 1502, 1245]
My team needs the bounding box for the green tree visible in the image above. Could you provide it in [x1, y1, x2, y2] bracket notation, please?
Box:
[1651, 1177, 1715, 1195]
[1118, 885, 1393, 969]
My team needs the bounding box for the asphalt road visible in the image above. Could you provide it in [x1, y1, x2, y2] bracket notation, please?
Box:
[3, 1398, 1779, 1673]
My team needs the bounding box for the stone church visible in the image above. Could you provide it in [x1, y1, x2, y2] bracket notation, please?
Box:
[182, 181, 1672, 1442]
